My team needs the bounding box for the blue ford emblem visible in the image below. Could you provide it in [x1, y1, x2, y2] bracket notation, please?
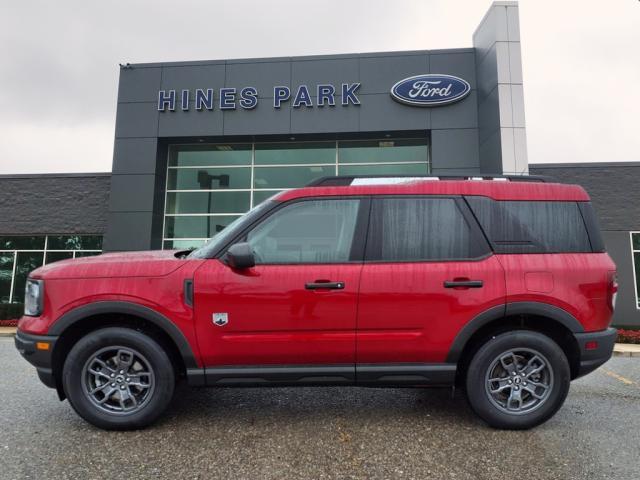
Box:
[390, 74, 471, 106]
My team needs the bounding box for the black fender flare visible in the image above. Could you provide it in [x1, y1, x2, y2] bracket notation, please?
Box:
[48, 301, 199, 369]
[446, 302, 584, 363]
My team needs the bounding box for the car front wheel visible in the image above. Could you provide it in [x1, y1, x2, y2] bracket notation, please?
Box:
[465, 330, 570, 430]
[62, 327, 175, 430]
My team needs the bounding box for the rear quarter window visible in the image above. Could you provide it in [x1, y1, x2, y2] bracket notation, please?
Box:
[465, 196, 593, 253]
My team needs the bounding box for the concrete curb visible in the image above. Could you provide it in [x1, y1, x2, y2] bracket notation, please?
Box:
[0, 327, 17, 337]
[613, 343, 640, 358]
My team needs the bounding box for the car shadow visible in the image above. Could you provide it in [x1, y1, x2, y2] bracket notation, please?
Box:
[156, 383, 481, 429]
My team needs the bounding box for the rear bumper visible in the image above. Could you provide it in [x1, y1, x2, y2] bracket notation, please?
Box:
[573, 327, 617, 379]
[14, 330, 58, 389]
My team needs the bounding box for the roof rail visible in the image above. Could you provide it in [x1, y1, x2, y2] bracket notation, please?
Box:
[306, 174, 552, 187]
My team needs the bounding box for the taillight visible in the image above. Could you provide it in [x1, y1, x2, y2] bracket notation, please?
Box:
[607, 271, 618, 311]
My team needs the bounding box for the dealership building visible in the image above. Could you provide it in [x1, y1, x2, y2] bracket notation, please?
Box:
[1, 1, 639, 327]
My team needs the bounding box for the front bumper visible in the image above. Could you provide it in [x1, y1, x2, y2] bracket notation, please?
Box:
[14, 330, 58, 389]
[573, 327, 617, 378]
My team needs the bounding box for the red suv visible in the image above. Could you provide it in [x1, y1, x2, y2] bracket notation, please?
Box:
[15, 175, 617, 430]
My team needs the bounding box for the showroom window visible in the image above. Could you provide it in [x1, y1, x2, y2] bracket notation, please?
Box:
[0, 235, 102, 304]
[631, 233, 640, 308]
[163, 138, 429, 249]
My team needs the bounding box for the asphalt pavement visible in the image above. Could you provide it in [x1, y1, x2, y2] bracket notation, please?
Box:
[1, 337, 638, 480]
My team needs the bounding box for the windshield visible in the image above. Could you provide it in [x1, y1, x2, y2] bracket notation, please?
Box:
[188, 200, 275, 259]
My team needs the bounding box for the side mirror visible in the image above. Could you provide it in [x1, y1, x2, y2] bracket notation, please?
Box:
[226, 242, 255, 269]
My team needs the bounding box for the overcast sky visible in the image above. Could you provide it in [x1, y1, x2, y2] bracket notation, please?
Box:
[0, 0, 638, 174]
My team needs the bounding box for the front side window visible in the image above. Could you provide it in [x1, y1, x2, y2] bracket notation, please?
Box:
[246, 199, 361, 264]
[366, 197, 486, 262]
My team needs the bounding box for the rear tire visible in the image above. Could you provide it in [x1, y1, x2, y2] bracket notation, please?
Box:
[62, 327, 175, 430]
[465, 330, 570, 430]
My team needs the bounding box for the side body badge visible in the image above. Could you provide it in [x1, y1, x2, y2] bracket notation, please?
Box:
[212, 313, 229, 327]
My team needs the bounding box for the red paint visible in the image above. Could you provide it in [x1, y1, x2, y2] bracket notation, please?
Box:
[17, 179, 615, 371]
[356, 256, 506, 363]
[497, 253, 615, 332]
[276, 180, 590, 203]
[192, 260, 361, 365]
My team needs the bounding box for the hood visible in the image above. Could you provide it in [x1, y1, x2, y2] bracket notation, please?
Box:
[31, 250, 187, 280]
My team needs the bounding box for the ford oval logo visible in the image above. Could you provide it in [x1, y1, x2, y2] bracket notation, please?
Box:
[390, 74, 471, 107]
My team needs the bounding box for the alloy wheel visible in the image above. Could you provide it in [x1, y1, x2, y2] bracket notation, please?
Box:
[484, 348, 554, 415]
[81, 346, 155, 415]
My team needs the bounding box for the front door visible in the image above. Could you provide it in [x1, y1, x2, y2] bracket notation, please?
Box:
[193, 198, 366, 369]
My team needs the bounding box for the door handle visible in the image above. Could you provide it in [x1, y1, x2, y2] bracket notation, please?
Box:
[305, 281, 345, 290]
[443, 280, 483, 288]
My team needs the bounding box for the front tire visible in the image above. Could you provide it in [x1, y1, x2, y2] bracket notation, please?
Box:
[465, 330, 570, 430]
[62, 327, 175, 430]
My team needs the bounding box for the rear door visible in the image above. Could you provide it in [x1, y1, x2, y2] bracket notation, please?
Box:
[356, 196, 506, 368]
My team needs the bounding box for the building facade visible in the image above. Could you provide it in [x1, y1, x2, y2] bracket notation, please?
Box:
[105, 1, 526, 252]
[1, 1, 639, 327]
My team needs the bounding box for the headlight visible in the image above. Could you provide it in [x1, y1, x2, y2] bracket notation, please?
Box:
[24, 279, 44, 316]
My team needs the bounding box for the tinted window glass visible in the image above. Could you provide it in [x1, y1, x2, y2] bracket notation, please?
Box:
[466, 197, 592, 253]
[254, 142, 335, 165]
[0, 253, 15, 303]
[0, 236, 45, 250]
[367, 197, 485, 261]
[246, 199, 360, 264]
[47, 235, 102, 250]
[169, 144, 252, 166]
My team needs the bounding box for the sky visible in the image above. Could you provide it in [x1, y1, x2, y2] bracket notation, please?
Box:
[0, 0, 638, 174]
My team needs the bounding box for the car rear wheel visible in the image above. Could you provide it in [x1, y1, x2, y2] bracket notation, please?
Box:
[62, 327, 175, 430]
[465, 330, 570, 430]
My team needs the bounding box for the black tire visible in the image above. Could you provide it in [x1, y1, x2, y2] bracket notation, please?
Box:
[62, 327, 175, 430]
[465, 330, 570, 430]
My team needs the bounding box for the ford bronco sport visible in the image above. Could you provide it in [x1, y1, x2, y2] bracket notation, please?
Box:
[15, 175, 617, 430]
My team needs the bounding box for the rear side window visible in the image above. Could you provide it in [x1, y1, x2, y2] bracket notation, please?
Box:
[465, 196, 593, 253]
[366, 197, 490, 262]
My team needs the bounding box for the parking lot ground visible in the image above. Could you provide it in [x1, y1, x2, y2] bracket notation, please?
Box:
[1, 337, 639, 480]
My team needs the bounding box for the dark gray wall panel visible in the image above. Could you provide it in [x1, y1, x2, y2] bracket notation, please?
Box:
[290, 102, 359, 134]
[108, 174, 156, 213]
[103, 212, 153, 251]
[0, 174, 110, 235]
[358, 54, 429, 94]
[431, 91, 478, 129]
[223, 105, 290, 135]
[117, 67, 162, 103]
[158, 108, 223, 137]
[431, 129, 480, 170]
[476, 43, 498, 101]
[430, 52, 476, 89]
[291, 58, 359, 88]
[115, 102, 158, 138]
[478, 86, 500, 144]
[225, 61, 290, 98]
[602, 230, 640, 327]
[160, 64, 226, 91]
[358, 94, 430, 132]
[478, 129, 503, 174]
[112, 138, 159, 175]
[431, 167, 481, 174]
